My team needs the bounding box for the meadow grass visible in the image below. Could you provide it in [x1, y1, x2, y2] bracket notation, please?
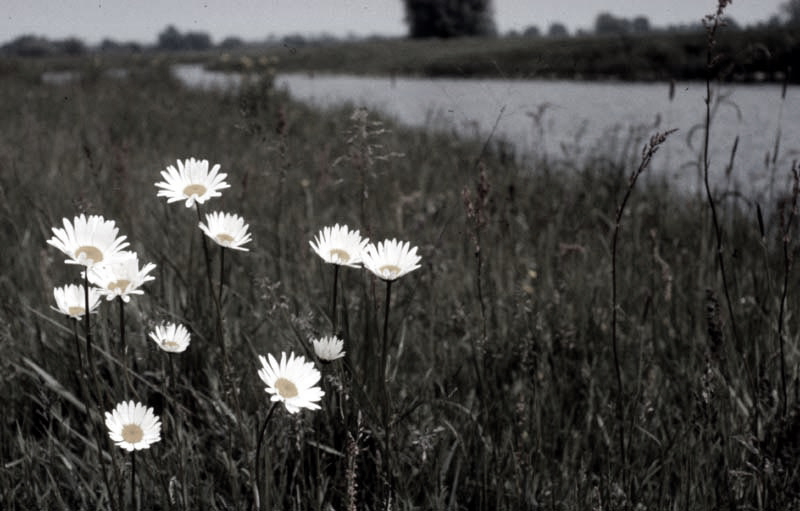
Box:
[0, 51, 799, 511]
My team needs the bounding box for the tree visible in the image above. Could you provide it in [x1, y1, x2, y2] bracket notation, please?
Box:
[59, 37, 86, 56]
[547, 22, 569, 37]
[157, 25, 184, 50]
[523, 25, 541, 38]
[782, 0, 800, 25]
[595, 12, 630, 35]
[631, 16, 651, 33]
[404, 0, 496, 38]
[184, 31, 212, 50]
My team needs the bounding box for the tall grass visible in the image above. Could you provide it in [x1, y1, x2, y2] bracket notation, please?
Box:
[0, 40, 799, 510]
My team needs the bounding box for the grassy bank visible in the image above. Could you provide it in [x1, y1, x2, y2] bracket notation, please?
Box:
[1, 55, 799, 511]
[205, 26, 799, 83]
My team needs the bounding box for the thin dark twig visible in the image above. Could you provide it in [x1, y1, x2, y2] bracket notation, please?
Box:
[611, 129, 675, 495]
[777, 161, 799, 417]
[701, 3, 751, 433]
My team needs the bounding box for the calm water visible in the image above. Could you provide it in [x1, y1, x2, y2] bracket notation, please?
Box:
[172, 64, 800, 197]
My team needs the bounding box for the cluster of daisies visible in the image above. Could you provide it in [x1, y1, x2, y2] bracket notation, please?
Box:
[310, 223, 422, 282]
[45, 157, 422, 452]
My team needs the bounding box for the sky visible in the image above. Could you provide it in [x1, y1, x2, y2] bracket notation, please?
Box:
[1, 0, 788, 45]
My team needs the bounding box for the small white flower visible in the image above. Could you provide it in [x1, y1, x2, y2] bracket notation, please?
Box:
[47, 214, 130, 268]
[309, 224, 369, 268]
[155, 157, 230, 208]
[199, 211, 252, 251]
[53, 284, 101, 319]
[257, 352, 324, 413]
[149, 323, 191, 353]
[105, 401, 162, 451]
[87, 252, 156, 302]
[362, 238, 421, 281]
[311, 336, 345, 362]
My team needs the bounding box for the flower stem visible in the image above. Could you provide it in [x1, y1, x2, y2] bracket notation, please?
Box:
[331, 264, 340, 335]
[70, 318, 84, 381]
[254, 401, 279, 511]
[83, 270, 119, 511]
[83, 271, 94, 372]
[119, 297, 132, 396]
[219, 246, 226, 308]
[131, 450, 137, 511]
[380, 279, 393, 508]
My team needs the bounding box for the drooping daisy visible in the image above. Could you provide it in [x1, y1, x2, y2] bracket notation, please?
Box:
[53, 284, 101, 319]
[309, 224, 369, 268]
[47, 214, 130, 268]
[311, 336, 345, 362]
[105, 401, 162, 451]
[362, 238, 422, 281]
[155, 157, 230, 208]
[198, 211, 252, 251]
[257, 352, 324, 413]
[148, 323, 191, 353]
[87, 252, 156, 302]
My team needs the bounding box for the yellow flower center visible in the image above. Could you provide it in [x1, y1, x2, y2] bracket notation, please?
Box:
[68, 306, 85, 317]
[75, 245, 103, 265]
[379, 264, 401, 277]
[329, 249, 350, 263]
[108, 279, 131, 293]
[216, 233, 234, 244]
[274, 377, 299, 398]
[121, 423, 144, 444]
[162, 340, 180, 350]
[183, 184, 207, 197]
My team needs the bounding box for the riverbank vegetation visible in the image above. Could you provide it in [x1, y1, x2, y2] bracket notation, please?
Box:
[3, 6, 800, 83]
[2, 20, 800, 506]
[214, 25, 798, 83]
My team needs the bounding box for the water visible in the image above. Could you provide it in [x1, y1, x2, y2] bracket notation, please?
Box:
[172, 64, 800, 197]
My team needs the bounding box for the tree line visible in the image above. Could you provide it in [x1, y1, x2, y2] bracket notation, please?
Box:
[3, 0, 800, 57]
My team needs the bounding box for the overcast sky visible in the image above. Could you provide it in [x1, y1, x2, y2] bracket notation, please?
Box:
[1, 0, 787, 44]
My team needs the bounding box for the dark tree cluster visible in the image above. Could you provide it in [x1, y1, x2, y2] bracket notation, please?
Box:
[404, 0, 496, 38]
[156, 25, 212, 51]
[1, 35, 86, 57]
[594, 12, 651, 35]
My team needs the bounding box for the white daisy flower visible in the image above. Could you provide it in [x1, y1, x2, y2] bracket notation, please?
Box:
[53, 284, 101, 319]
[105, 400, 162, 452]
[148, 323, 191, 353]
[155, 157, 230, 208]
[87, 252, 156, 303]
[362, 238, 422, 281]
[311, 336, 345, 362]
[47, 214, 130, 268]
[257, 352, 324, 413]
[198, 211, 252, 251]
[309, 223, 369, 268]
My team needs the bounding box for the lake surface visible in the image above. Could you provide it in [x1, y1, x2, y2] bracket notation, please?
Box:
[172, 64, 800, 198]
